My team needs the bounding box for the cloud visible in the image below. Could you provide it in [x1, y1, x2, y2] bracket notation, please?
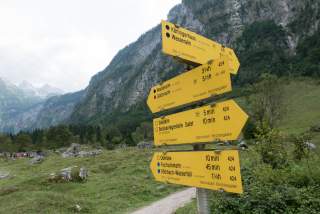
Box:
[0, 0, 181, 92]
[0, 34, 113, 91]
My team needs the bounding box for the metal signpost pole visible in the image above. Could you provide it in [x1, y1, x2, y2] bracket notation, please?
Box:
[194, 144, 210, 214]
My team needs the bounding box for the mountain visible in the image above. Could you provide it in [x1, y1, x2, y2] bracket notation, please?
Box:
[19, 81, 64, 99]
[0, 78, 81, 133]
[69, 0, 320, 125]
[0, 90, 84, 133]
[0, 78, 42, 117]
[32, 90, 84, 129]
[1, 0, 319, 132]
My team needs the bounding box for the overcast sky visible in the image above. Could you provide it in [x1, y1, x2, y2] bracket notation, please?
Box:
[0, 0, 181, 92]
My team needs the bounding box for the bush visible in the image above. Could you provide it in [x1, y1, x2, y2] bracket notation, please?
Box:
[255, 124, 288, 169]
[243, 119, 256, 139]
[293, 133, 311, 160]
[210, 159, 320, 213]
[211, 183, 320, 213]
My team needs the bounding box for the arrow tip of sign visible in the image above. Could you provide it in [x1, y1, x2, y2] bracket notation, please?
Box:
[224, 48, 240, 75]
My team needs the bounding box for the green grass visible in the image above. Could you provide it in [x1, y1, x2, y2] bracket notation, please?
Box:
[175, 199, 196, 214]
[0, 148, 180, 214]
[279, 78, 320, 134]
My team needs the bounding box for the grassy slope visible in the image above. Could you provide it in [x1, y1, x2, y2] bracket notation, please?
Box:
[176, 78, 320, 213]
[0, 149, 180, 214]
[279, 78, 320, 134]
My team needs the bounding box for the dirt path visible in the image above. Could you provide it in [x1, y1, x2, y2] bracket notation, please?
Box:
[131, 188, 196, 214]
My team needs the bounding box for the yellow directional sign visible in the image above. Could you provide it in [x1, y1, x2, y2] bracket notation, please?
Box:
[150, 150, 243, 193]
[153, 99, 248, 146]
[161, 20, 240, 74]
[161, 20, 221, 65]
[147, 56, 231, 113]
[223, 47, 240, 75]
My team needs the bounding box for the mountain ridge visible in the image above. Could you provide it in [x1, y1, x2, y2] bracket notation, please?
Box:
[69, 0, 320, 125]
[0, 77, 83, 133]
[18, 80, 64, 99]
[1, 0, 319, 132]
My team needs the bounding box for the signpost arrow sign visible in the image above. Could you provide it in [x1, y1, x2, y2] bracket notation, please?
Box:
[150, 150, 243, 194]
[153, 99, 248, 146]
[147, 55, 232, 113]
[223, 47, 240, 75]
[161, 20, 222, 66]
[161, 20, 240, 74]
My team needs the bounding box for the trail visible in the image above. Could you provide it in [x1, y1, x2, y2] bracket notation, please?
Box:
[131, 188, 196, 214]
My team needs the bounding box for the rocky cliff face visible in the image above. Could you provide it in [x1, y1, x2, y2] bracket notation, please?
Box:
[0, 90, 84, 133]
[0, 77, 82, 133]
[2, 0, 319, 131]
[184, 0, 319, 49]
[69, 0, 320, 124]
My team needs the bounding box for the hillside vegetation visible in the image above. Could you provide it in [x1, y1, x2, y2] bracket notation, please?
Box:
[176, 78, 320, 213]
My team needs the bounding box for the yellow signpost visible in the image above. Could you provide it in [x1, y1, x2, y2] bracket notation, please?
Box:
[153, 99, 248, 146]
[162, 20, 221, 65]
[147, 56, 231, 113]
[161, 20, 240, 74]
[223, 47, 240, 75]
[148, 20, 247, 212]
[150, 150, 243, 193]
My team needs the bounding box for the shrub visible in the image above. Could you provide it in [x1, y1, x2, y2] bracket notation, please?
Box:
[255, 123, 288, 169]
[293, 133, 311, 160]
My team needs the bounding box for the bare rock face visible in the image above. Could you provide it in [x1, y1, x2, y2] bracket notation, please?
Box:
[168, 4, 205, 33]
[3, 0, 318, 131]
[69, 0, 319, 124]
[0, 90, 84, 133]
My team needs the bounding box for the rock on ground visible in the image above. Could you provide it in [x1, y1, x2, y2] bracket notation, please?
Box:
[29, 155, 45, 164]
[48, 166, 88, 183]
[0, 171, 10, 180]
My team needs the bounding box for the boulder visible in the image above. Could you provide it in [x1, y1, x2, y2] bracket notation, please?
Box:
[137, 141, 153, 149]
[238, 141, 248, 150]
[62, 143, 81, 158]
[0, 171, 10, 180]
[48, 166, 88, 183]
[30, 155, 45, 164]
[79, 167, 88, 180]
[67, 143, 81, 153]
[78, 150, 102, 158]
[74, 204, 82, 212]
[306, 142, 316, 150]
[62, 143, 102, 158]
